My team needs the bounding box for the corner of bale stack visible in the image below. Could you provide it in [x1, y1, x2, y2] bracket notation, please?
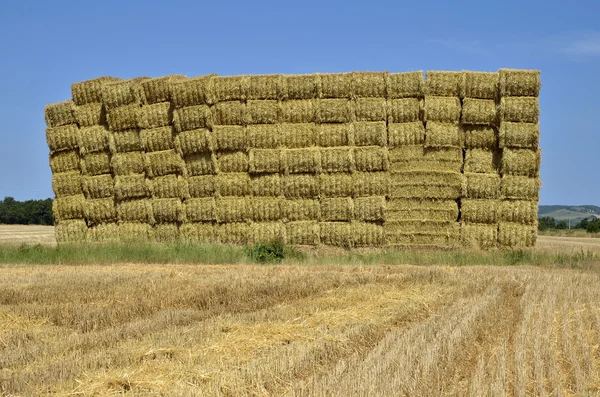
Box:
[71, 76, 121, 106]
[498, 69, 541, 97]
[500, 148, 541, 178]
[500, 175, 541, 201]
[499, 97, 539, 123]
[55, 219, 88, 244]
[53, 171, 83, 197]
[46, 124, 79, 153]
[45, 100, 77, 128]
[281, 199, 320, 222]
[50, 150, 80, 174]
[52, 195, 86, 220]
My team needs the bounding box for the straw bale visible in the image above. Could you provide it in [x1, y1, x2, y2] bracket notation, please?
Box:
[145, 150, 185, 177]
[252, 198, 281, 221]
[78, 125, 109, 155]
[55, 219, 88, 244]
[107, 104, 140, 131]
[50, 150, 80, 174]
[247, 124, 281, 149]
[279, 99, 316, 123]
[352, 72, 387, 98]
[53, 195, 85, 220]
[249, 149, 282, 173]
[141, 75, 186, 104]
[499, 97, 539, 123]
[464, 125, 497, 150]
[499, 69, 541, 97]
[320, 173, 353, 198]
[497, 200, 538, 224]
[87, 223, 119, 243]
[424, 96, 461, 123]
[46, 124, 79, 153]
[247, 74, 284, 100]
[180, 222, 215, 243]
[425, 122, 462, 148]
[425, 71, 462, 96]
[72, 77, 121, 106]
[461, 199, 499, 224]
[283, 175, 320, 199]
[139, 102, 172, 129]
[82, 174, 114, 199]
[388, 147, 463, 173]
[385, 233, 460, 248]
[116, 199, 154, 224]
[187, 175, 215, 198]
[282, 149, 321, 174]
[320, 198, 353, 221]
[101, 78, 148, 109]
[75, 103, 105, 127]
[152, 198, 184, 224]
[462, 71, 498, 100]
[319, 73, 352, 99]
[53, 171, 83, 197]
[118, 222, 152, 243]
[498, 222, 537, 248]
[173, 105, 212, 132]
[246, 100, 280, 124]
[499, 122, 539, 149]
[114, 174, 151, 201]
[281, 200, 320, 222]
[354, 196, 385, 222]
[216, 223, 250, 245]
[388, 122, 425, 147]
[353, 122, 386, 147]
[501, 175, 541, 200]
[217, 151, 249, 173]
[215, 173, 251, 197]
[285, 74, 320, 100]
[354, 98, 387, 121]
[252, 174, 281, 197]
[354, 147, 389, 172]
[185, 152, 216, 176]
[317, 99, 353, 123]
[390, 170, 463, 188]
[150, 174, 188, 199]
[318, 124, 352, 147]
[500, 148, 540, 177]
[286, 221, 319, 245]
[213, 125, 247, 151]
[462, 99, 497, 125]
[385, 220, 460, 235]
[174, 128, 211, 156]
[389, 184, 463, 200]
[250, 222, 286, 244]
[463, 172, 501, 199]
[170, 75, 214, 108]
[45, 100, 76, 128]
[140, 126, 174, 153]
[387, 71, 425, 98]
[212, 101, 246, 125]
[386, 199, 458, 222]
[461, 223, 498, 249]
[216, 197, 250, 223]
[353, 222, 385, 247]
[110, 129, 143, 153]
[213, 75, 250, 102]
[319, 222, 353, 247]
[353, 172, 389, 197]
[152, 223, 180, 243]
[85, 198, 117, 225]
[111, 151, 145, 175]
[464, 149, 500, 174]
[280, 123, 317, 148]
[387, 98, 421, 123]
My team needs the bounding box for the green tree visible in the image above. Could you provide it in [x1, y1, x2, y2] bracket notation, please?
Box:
[588, 219, 600, 234]
[556, 220, 568, 230]
[538, 216, 557, 231]
[0, 197, 54, 225]
[575, 218, 590, 230]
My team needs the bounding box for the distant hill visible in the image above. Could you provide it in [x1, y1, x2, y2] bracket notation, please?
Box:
[538, 205, 600, 223]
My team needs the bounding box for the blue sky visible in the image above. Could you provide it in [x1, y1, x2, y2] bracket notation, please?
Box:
[0, 0, 598, 205]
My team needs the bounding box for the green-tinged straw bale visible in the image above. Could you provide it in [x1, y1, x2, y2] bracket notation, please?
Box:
[114, 174, 151, 201]
[117, 222, 152, 243]
[107, 104, 140, 131]
[213, 125, 246, 151]
[250, 222, 286, 244]
[387, 71, 425, 99]
[353, 172, 389, 197]
[53, 171, 83, 197]
[285, 74, 320, 100]
[185, 152, 216, 176]
[212, 101, 246, 126]
[388, 122, 425, 148]
[354, 98, 387, 121]
[425, 122, 462, 148]
[390, 171, 464, 188]
[283, 175, 320, 199]
[501, 148, 541, 177]
[319, 73, 352, 99]
[216, 197, 250, 223]
[111, 151, 145, 175]
[286, 221, 319, 245]
[501, 175, 541, 200]
[461, 223, 498, 249]
[318, 124, 352, 147]
[280, 100, 315, 124]
[386, 199, 458, 222]
[150, 174, 188, 199]
[353, 222, 385, 247]
[281, 200, 320, 222]
[388, 147, 463, 173]
[87, 223, 119, 243]
[180, 222, 215, 243]
[464, 125, 497, 150]
[110, 130, 143, 153]
[153, 198, 184, 223]
[173, 105, 212, 132]
[498, 200, 538, 224]
[213, 75, 249, 102]
[464, 172, 501, 199]
[425, 71, 462, 96]
[72, 77, 121, 106]
[317, 99, 353, 123]
[101, 78, 148, 109]
[145, 150, 185, 177]
[246, 100, 279, 124]
[252, 174, 281, 197]
[424, 96, 461, 123]
[320, 198, 353, 221]
[187, 175, 215, 198]
[140, 126, 174, 153]
[464, 149, 500, 174]
[354, 122, 386, 147]
[499, 122, 539, 149]
[45, 100, 76, 128]
[46, 124, 79, 153]
[216, 222, 250, 245]
[462, 71, 498, 100]
[169, 75, 214, 108]
[50, 150, 80, 173]
[252, 198, 282, 222]
[55, 219, 88, 244]
[82, 174, 113, 199]
[320, 173, 353, 198]
[117, 199, 154, 224]
[354, 196, 385, 222]
[499, 69, 541, 97]
[461, 99, 497, 125]
[354, 146, 389, 172]
[500, 97, 539, 123]
[320, 222, 354, 247]
[78, 126, 109, 155]
[152, 223, 180, 243]
[247, 74, 284, 100]
[141, 75, 187, 104]
[217, 151, 249, 173]
[282, 149, 321, 174]
[461, 199, 499, 224]
[389, 184, 462, 200]
[385, 220, 460, 235]
[246, 124, 280, 149]
[249, 149, 281, 173]
[139, 102, 172, 129]
[498, 222, 537, 248]
[352, 72, 387, 98]
[75, 103, 105, 127]
[280, 123, 317, 148]
[387, 98, 421, 123]
[85, 198, 116, 225]
[215, 173, 251, 197]
[53, 195, 85, 220]
[174, 128, 211, 156]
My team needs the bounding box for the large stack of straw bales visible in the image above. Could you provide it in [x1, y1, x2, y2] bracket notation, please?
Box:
[45, 69, 540, 248]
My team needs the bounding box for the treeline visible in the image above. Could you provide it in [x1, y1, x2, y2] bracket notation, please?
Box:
[538, 216, 600, 233]
[0, 197, 54, 225]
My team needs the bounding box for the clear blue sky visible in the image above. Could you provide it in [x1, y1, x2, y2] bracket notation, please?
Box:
[0, 0, 598, 205]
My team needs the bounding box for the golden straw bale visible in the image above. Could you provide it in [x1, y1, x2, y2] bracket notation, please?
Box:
[187, 175, 216, 197]
[247, 124, 281, 149]
[424, 96, 461, 123]
[499, 69, 541, 97]
[116, 198, 154, 224]
[185, 152, 216, 176]
[320, 198, 353, 221]
[107, 104, 140, 131]
[249, 149, 282, 174]
[354, 122, 386, 146]
[139, 102, 172, 129]
[282, 149, 321, 174]
[152, 198, 184, 224]
[173, 105, 212, 132]
[145, 150, 185, 177]
[101, 78, 148, 109]
[140, 75, 187, 104]
[51, 150, 80, 174]
[280, 100, 315, 124]
[246, 100, 279, 124]
[53, 195, 85, 220]
[117, 222, 152, 243]
[389, 183, 463, 200]
[462, 71, 498, 100]
[247, 74, 284, 100]
[215, 173, 251, 197]
[85, 198, 117, 225]
[212, 75, 249, 102]
[45, 100, 76, 128]
[174, 128, 211, 156]
[82, 174, 114, 199]
[286, 221, 320, 245]
[461, 99, 497, 125]
[498, 222, 537, 247]
[388, 122, 425, 147]
[461, 223, 498, 249]
[388, 146, 463, 173]
[75, 103, 105, 127]
[387, 71, 425, 98]
[282, 200, 320, 222]
[385, 234, 460, 248]
[354, 98, 387, 121]
[387, 98, 421, 123]
[464, 149, 500, 174]
[354, 146, 389, 172]
[150, 174, 188, 199]
[87, 223, 119, 243]
[425, 122, 462, 148]
[152, 223, 180, 243]
[217, 151, 249, 173]
[55, 219, 88, 244]
[250, 222, 286, 244]
[212, 101, 246, 125]
[320, 222, 353, 247]
[386, 199, 458, 222]
[318, 123, 352, 147]
[46, 124, 79, 153]
[319, 73, 352, 98]
[354, 196, 385, 222]
[353, 222, 385, 247]
[53, 171, 83, 197]
[71, 76, 121, 106]
[425, 71, 462, 96]
[463, 172, 501, 199]
[316, 99, 354, 123]
[497, 200, 538, 224]
[390, 170, 464, 189]
[252, 198, 281, 222]
[499, 122, 539, 149]
[464, 125, 497, 150]
[461, 199, 499, 224]
[180, 222, 215, 243]
[78, 126, 109, 155]
[252, 174, 281, 197]
[501, 175, 541, 200]
[283, 175, 320, 199]
[352, 72, 387, 98]
[114, 174, 151, 201]
[499, 97, 539, 123]
[285, 74, 320, 100]
[216, 222, 250, 245]
[110, 129, 143, 153]
[111, 151, 145, 175]
[320, 173, 353, 198]
[140, 126, 174, 153]
[280, 123, 317, 148]
[500, 148, 541, 177]
[213, 125, 247, 151]
[385, 220, 460, 235]
[353, 172, 389, 197]
[216, 197, 250, 223]
[169, 75, 214, 108]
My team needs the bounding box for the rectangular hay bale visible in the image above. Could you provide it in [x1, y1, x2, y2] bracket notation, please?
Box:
[283, 175, 320, 199]
[78, 126, 110, 155]
[55, 219, 88, 244]
[354, 147, 389, 172]
[425, 122, 462, 148]
[500, 97, 539, 123]
[215, 173, 251, 197]
[169, 76, 214, 108]
[387, 98, 421, 123]
[354, 98, 387, 121]
[187, 175, 215, 197]
[317, 124, 351, 147]
[353, 222, 385, 247]
[185, 152, 216, 176]
[497, 200, 538, 224]
[140, 75, 187, 104]
[152, 223, 180, 243]
[173, 105, 212, 132]
[500, 148, 540, 177]
[353, 172, 389, 197]
[216, 197, 250, 223]
[114, 174, 150, 201]
[111, 151, 145, 175]
[246, 124, 281, 149]
[74, 103, 105, 127]
[252, 198, 281, 222]
[319, 73, 352, 99]
[462, 71, 498, 100]
[320, 198, 353, 221]
[212, 75, 249, 102]
[281, 200, 320, 222]
[252, 174, 281, 197]
[461, 99, 497, 125]
[46, 124, 79, 153]
[319, 222, 353, 247]
[87, 223, 119, 243]
[174, 128, 211, 156]
[498, 222, 537, 248]
[152, 198, 184, 223]
[425, 71, 462, 96]
[285, 74, 319, 100]
[85, 198, 117, 225]
[141, 126, 175, 153]
[282, 149, 321, 174]
[53, 171, 83, 197]
[117, 222, 152, 243]
[499, 122, 539, 149]
[139, 102, 172, 129]
[101, 78, 148, 109]
[80, 151, 111, 176]
[463, 172, 501, 199]
[213, 125, 247, 151]
[250, 222, 286, 244]
[499, 69, 541, 97]
[464, 125, 497, 150]
[461, 199, 499, 224]
[464, 149, 500, 174]
[388, 122, 425, 147]
[116, 199, 154, 224]
[180, 222, 215, 243]
[424, 96, 461, 123]
[150, 175, 188, 199]
[53, 195, 85, 220]
[354, 196, 385, 222]
[461, 223, 498, 249]
[249, 149, 281, 174]
[82, 174, 114, 199]
[212, 101, 246, 125]
[386, 199, 458, 222]
[501, 175, 541, 200]
[247, 74, 284, 100]
[111, 129, 143, 153]
[286, 221, 319, 245]
[280, 100, 315, 123]
[107, 104, 140, 131]
[352, 72, 387, 98]
[387, 71, 424, 98]
[317, 99, 353, 123]
[216, 222, 250, 245]
[217, 151, 249, 173]
[145, 150, 185, 177]
[71, 76, 121, 106]
[246, 100, 279, 124]
[45, 100, 76, 128]
[280, 123, 317, 148]
[320, 173, 353, 198]
[354, 122, 387, 146]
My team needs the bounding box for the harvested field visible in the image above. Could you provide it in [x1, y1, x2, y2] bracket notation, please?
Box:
[0, 225, 56, 246]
